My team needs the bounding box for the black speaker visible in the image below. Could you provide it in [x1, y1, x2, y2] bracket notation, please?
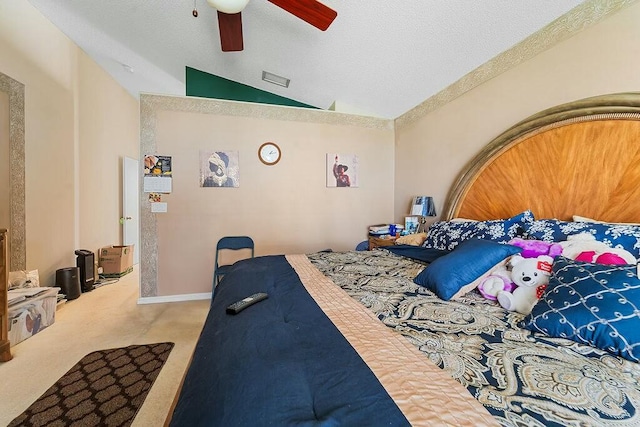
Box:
[55, 267, 81, 300]
[75, 250, 95, 292]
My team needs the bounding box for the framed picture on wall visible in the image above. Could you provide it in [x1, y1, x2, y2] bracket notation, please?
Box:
[200, 150, 239, 188]
[326, 153, 359, 188]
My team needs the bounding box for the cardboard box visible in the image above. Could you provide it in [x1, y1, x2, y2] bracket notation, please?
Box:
[8, 287, 59, 346]
[99, 245, 134, 277]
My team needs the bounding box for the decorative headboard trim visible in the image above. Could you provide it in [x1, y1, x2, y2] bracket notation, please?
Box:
[443, 92, 640, 220]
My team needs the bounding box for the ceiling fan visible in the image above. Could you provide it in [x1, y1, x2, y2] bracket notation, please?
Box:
[206, 0, 337, 52]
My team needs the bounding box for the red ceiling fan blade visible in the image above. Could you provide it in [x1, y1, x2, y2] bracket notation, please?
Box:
[267, 0, 337, 31]
[217, 11, 244, 51]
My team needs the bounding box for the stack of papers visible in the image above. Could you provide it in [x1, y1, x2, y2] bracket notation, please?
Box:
[369, 224, 389, 234]
[369, 224, 404, 235]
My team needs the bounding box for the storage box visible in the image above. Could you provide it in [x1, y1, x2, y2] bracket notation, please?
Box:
[8, 287, 59, 346]
[99, 245, 134, 277]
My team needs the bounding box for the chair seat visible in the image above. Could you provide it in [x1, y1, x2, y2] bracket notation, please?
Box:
[215, 264, 232, 278]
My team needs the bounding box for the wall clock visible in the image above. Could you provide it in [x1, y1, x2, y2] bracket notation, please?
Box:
[258, 142, 281, 165]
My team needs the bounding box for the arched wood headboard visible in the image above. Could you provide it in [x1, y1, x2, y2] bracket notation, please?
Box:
[443, 93, 640, 223]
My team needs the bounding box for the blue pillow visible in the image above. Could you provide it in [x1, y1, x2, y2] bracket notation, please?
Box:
[422, 210, 534, 251]
[523, 256, 640, 362]
[524, 219, 640, 259]
[414, 238, 522, 301]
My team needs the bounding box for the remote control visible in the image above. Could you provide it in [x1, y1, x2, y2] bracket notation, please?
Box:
[226, 292, 269, 314]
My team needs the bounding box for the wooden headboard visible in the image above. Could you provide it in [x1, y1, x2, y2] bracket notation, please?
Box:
[443, 93, 640, 223]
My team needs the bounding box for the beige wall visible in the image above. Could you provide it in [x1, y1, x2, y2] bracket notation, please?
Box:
[394, 3, 640, 225]
[0, 1, 139, 285]
[77, 54, 139, 253]
[141, 96, 394, 297]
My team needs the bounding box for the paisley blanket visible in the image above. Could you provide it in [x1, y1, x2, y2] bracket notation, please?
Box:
[308, 249, 640, 427]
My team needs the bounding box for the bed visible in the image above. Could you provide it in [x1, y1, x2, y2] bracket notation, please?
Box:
[167, 93, 640, 426]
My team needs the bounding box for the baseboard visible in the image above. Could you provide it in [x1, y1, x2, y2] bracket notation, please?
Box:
[137, 292, 211, 305]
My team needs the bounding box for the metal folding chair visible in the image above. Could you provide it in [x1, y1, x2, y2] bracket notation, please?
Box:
[213, 236, 254, 289]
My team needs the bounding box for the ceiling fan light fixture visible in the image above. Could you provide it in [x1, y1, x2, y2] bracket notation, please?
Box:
[262, 71, 290, 88]
[206, 0, 250, 14]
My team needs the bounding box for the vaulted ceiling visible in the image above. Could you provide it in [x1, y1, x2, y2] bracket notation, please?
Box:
[28, 0, 590, 119]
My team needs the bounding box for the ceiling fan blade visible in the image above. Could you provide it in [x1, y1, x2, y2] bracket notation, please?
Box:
[267, 0, 337, 31]
[217, 11, 244, 51]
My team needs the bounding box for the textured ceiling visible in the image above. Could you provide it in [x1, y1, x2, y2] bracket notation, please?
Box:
[27, 0, 587, 119]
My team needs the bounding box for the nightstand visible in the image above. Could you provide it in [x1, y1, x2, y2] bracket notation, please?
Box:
[368, 235, 397, 250]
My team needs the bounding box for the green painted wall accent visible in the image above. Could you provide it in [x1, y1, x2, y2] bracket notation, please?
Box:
[186, 67, 318, 109]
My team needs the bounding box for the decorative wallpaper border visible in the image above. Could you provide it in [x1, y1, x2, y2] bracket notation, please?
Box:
[139, 95, 393, 297]
[139, 96, 158, 298]
[142, 95, 394, 130]
[0, 72, 26, 271]
[395, 0, 638, 129]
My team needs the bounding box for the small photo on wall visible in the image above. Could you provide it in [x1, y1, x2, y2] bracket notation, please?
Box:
[200, 150, 239, 188]
[327, 153, 358, 188]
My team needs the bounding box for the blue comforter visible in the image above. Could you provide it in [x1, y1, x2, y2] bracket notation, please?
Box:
[169, 255, 410, 426]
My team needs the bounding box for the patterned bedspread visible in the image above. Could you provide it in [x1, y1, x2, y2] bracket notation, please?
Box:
[308, 249, 640, 427]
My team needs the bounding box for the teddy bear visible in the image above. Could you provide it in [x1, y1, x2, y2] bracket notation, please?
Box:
[477, 237, 560, 303]
[497, 254, 553, 315]
[477, 266, 516, 301]
[508, 237, 563, 259]
[559, 232, 637, 265]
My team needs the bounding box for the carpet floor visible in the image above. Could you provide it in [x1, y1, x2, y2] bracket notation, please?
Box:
[9, 342, 174, 427]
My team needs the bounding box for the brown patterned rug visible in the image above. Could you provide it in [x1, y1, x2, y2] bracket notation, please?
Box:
[9, 342, 174, 427]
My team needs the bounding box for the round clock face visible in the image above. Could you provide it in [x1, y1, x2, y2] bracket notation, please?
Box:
[258, 142, 281, 165]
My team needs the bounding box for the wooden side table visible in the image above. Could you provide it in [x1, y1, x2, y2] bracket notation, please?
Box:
[368, 235, 397, 250]
[0, 229, 11, 362]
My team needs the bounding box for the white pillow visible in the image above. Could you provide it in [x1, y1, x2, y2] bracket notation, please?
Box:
[573, 215, 640, 226]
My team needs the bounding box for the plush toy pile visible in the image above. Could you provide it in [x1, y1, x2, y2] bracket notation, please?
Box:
[477, 233, 637, 315]
[496, 254, 553, 315]
[558, 232, 636, 265]
[477, 238, 559, 309]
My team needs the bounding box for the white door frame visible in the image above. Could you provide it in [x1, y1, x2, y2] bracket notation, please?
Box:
[122, 156, 140, 265]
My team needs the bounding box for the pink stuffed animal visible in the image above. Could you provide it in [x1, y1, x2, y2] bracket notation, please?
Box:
[508, 238, 563, 259]
[575, 251, 628, 265]
[559, 233, 637, 265]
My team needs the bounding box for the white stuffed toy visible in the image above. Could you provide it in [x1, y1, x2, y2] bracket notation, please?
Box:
[497, 255, 553, 315]
[559, 232, 637, 265]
